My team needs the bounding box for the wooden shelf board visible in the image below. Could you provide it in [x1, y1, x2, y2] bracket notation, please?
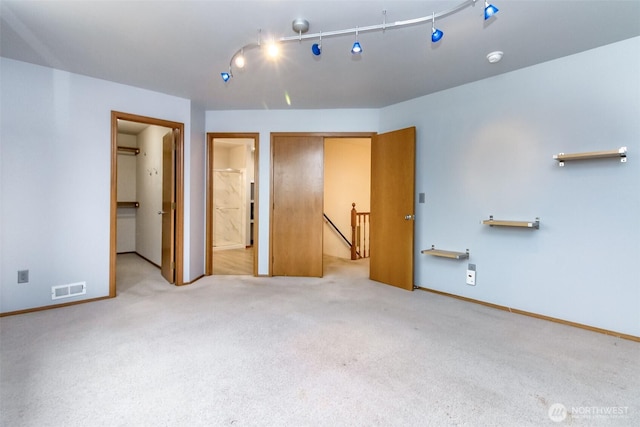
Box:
[421, 248, 469, 260]
[554, 147, 626, 162]
[483, 219, 538, 229]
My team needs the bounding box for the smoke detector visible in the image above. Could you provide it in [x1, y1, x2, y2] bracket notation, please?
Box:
[486, 51, 504, 63]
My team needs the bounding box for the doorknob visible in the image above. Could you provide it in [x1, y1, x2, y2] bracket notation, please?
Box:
[158, 210, 167, 215]
[404, 214, 415, 220]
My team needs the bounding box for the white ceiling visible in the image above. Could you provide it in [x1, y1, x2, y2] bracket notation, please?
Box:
[118, 120, 149, 135]
[1, 1, 639, 111]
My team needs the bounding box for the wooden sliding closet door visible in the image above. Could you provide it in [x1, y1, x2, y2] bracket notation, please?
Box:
[271, 135, 324, 277]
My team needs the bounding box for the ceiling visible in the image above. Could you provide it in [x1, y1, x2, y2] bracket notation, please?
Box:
[118, 120, 150, 135]
[1, 1, 639, 111]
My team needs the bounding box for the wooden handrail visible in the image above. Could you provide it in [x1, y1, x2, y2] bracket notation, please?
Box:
[351, 202, 370, 260]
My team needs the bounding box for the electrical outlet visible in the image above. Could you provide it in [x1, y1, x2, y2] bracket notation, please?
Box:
[18, 270, 29, 283]
[466, 264, 476, 286]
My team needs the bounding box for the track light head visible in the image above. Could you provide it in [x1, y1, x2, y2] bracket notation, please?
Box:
[312, 32, 323, 56]
[431, 28, 444, 43]
[351, 27, 362, 54]
[234, 54, 245, 69]
[431, 12, 443, 43]
[484, 1, 499, 20]
[267, 41, 280, 58]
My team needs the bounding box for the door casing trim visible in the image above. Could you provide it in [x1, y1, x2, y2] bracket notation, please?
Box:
[206, 133, 260, 276]
[110, 111, 185, 296]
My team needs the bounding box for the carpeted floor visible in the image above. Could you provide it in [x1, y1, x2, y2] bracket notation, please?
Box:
[1, 253, 638, 426]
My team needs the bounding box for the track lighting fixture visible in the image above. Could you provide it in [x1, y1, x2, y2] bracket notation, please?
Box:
[351, 28, 362, 54]
[484, 1, 499, 20]
[431, 12, 443, 43]
[220, 0, 500, 82]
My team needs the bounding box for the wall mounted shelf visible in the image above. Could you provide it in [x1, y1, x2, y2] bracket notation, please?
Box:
[117, 201, 139, 208]
[482, 215, 539, 229]
[117, 146, 140, 155]
[553, 147, 626, 166]
[421, 245, 469, 260]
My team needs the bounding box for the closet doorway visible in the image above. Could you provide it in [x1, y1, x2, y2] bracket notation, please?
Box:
[206, 133, 258, 276]
[270, 132, 374, 277]
[110, 111, 185, 296]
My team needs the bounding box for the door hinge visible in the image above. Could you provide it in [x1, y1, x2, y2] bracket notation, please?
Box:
[171, 202, 176, 210]
[170, 261, 175, 269]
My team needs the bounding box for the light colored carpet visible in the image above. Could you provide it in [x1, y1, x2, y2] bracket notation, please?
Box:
[1, 253, 638, 426]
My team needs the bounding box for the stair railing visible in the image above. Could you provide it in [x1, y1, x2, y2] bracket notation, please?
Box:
[323, 213, 352, 250]
[351, 203, 370, 260]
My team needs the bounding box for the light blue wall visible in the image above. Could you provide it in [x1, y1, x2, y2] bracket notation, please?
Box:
[189, 104, 206, 281]
[0, 58, 201, 313]
[380, 37, 640, 336]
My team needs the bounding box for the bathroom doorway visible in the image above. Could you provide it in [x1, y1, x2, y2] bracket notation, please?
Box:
[206, 133, 258, 276]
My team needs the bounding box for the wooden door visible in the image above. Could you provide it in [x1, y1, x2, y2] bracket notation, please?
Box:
[161, 131, 176, 283]
[369, 127, 416, 290]
[271, 135, 324, 277]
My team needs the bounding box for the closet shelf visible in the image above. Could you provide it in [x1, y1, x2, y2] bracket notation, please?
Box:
[421, 245, 469, 260]
[482, 215, 539, 229]
[553, 147, 626, 166]
[117, 201, 139, 208]
[117, 146, 140, 155]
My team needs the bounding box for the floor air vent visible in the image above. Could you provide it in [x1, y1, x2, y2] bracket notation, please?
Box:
[51, 282, 86, 300]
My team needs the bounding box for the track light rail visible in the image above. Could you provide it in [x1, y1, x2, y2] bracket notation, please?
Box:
[279, 0, 474, 43]
[221, 0, 498, 82]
